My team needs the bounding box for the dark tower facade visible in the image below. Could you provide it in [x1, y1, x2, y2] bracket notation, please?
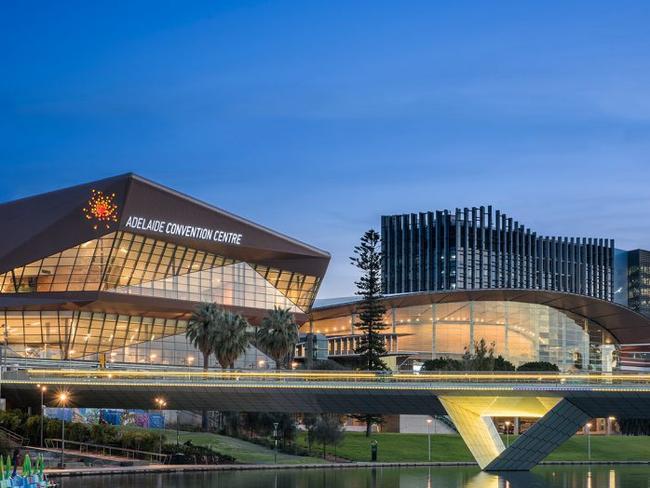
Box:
[381, 206, 614, 301]
[627, 249, 650, 317]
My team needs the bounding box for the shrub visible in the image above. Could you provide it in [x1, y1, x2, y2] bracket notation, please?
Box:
[24, 416, 42, 445]
[516, 361, 560, 372]
[119, 430, 161, 452]
[0, 410, 26, 433]
[67, 422, 92, 443]
[90, 423, 118, 446]
[163, 441, 235, 464]
[45, 419, 64, 440]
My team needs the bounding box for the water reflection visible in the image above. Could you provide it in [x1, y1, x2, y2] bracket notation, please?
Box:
[54, 465, 650, 488]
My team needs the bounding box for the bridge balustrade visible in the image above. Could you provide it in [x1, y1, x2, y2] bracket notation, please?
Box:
[11, 368, 650, 388]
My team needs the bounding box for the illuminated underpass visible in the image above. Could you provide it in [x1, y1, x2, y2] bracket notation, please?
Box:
[5, 369, 650, 471]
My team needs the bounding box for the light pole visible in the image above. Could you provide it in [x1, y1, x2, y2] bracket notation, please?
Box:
[0, 323, 7, 411]
[176, 410, 180, 447]
[154, 398, 167, 457]
[426, 418, 432, 462]
[273, 422, 279, 464]
[57, 392, 69, 468]
[36, 384, 47, 448]
[586, 422, 592, 461]
[504, 420, 511, 448]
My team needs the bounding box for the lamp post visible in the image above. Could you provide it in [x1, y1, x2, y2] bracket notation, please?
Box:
[36, 384, 47, 448]
[154, 398, 167, 457]
[0, 323, 7, 411]
[504, 420, 511, 448]
[57, 392, 69, 468]
[176, 410, 180, 447]
[273, 422, 279, 464]
[426, 418, 432, 462]
[586, 422, 592, 461]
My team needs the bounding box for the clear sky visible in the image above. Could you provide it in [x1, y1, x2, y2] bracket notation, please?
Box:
[2, 1, 650, 298]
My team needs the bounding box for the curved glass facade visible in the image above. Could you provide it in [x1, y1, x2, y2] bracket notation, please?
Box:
[304, 301, 618, 371]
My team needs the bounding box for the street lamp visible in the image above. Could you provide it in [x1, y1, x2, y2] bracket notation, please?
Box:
[586, 422, 592, 461]
[426, 418, 432, 462]
[0, 323, 7, 410]
[273, 422, 279, 464]
[176, 410, 180, 447]
[504, 421, 511, 448]
[57, 392, 69, 468]
[36, 385, 47, 448]
[154, 398, 167, 457]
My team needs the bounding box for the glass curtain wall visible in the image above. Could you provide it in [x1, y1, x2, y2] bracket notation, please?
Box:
[306, 301, 616, 371]
[0, 232, 321, 312]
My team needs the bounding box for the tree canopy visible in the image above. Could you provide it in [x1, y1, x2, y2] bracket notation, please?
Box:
[257, 307, 299, 369]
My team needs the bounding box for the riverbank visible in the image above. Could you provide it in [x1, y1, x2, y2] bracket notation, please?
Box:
[46, 459, 650, 478]
[158, 430, 650, 464]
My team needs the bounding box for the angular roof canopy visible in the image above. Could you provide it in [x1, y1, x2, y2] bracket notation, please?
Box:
[312, 289, 650, 344]
[0, 173, 330, 277]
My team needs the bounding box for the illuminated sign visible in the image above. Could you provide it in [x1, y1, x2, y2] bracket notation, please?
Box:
[83, 189, 119, 230]
[124, 216, 243, 245]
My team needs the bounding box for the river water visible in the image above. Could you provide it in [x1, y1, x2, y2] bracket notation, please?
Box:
[52, 465, 650, 487]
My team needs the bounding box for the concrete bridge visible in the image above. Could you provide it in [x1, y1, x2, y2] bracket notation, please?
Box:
[4, 368, 650, 471]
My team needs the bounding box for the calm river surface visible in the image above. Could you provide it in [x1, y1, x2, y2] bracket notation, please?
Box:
[53, 465, 650, 488]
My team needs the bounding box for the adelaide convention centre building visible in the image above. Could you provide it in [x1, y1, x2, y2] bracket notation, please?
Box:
[1, 179, 650, 376]
[0, 174, 330, 368]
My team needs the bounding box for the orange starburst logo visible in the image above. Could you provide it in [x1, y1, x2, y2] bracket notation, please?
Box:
[83, 189, 119, 230]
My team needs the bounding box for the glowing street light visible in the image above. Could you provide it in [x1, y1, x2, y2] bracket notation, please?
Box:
[154, 397, 167, 456]
[57, 392, 70, 468]
[504, 420, 511, 448]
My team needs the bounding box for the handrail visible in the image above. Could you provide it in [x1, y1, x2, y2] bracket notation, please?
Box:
[43, 438, 170, 464]
[0, 425, 25, 445]
[12, 368, 650, 386]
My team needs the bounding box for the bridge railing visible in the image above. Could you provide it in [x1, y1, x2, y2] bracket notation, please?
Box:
[11, 368, 650, 387]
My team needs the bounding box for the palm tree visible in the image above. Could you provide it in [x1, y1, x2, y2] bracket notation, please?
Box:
[213, 310, 250, 369]
[186, 302, 219, 431]
[256, 307, 299, 369]
[186, 302, 220, 370]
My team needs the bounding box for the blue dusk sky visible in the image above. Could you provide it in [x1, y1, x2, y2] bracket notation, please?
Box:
[2, 1, 650, 297]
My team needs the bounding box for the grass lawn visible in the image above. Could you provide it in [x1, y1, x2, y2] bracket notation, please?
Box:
[296, 432, 650, 463]
[155, 429, 326, 465]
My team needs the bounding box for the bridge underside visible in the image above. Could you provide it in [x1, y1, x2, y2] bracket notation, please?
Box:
[1, 381, 448, 416]
[5, 380, 650, 471]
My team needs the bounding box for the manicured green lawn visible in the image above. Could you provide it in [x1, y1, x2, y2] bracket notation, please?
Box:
[155, 429, 326, 465]
[143, 427, 650, 465]
[296, 432, 650, 463]
[297, 432, 474, 462]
